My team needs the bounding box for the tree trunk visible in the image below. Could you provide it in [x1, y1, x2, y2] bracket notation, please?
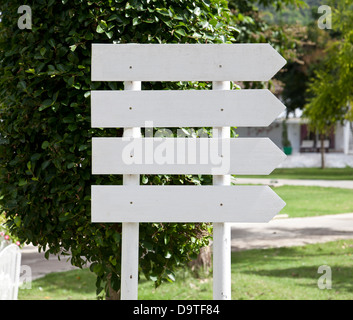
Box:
[320, 134, 325, 169]
[188, 245, 212, 276]
[106, 273, 121, 300]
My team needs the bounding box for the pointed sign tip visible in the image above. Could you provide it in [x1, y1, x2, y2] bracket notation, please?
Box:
[263, 44, 287, 80]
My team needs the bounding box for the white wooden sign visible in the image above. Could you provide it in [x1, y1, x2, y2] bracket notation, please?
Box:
[91, 43, 286, 81]
[92, 137, 286, 175]
[91, 89, 285, 127]
[90, 43, 287, 301]
[92, 185, 285, 223]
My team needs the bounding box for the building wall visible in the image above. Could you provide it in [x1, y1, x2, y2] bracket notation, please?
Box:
[236, 120, 349, 154]
[236, 121, 284, 150]
[288, 122, 301, 153]
[335, 123, 344, 152]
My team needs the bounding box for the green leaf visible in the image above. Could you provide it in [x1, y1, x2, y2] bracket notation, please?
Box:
[175, 29, 186, 36]
[40, 47, 47, 57]
[67, 162, 75, 169]
[18, 81, 26, 90]
[41, 160, 51, 170]
[132, 17, 140, 26]
[67, 77, 75, 87]
[96, 20, 107, 33]
[149, 274, 158, 282]
[113, 232, 120, 243]
[39, 99, 53, 111]
[92, 263, 104, 275]
[14, 216, 22, 227]
[166, 270, 175, 282]
[194, 7, 201, 16]
[105, 31, 114, 39]
[41, 141, 50, 149]
[48, 38, 55, 48]
[18, 179, 27, 187]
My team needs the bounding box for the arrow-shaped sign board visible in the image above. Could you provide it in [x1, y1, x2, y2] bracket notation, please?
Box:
[91, 185, 286, 223]
[91, 44, 286, 82]
[92, 137, 286, 175]
[91, 89, 285, 128]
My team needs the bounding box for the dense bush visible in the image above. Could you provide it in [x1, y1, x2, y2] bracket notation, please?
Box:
[0, 0, 236, 297]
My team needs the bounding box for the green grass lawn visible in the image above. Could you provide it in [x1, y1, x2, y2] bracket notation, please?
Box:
[238, 167, 353, 180]
[275, 185, 353, 218]
[14, 170, 353, 300]
[18, 240, 353, 300]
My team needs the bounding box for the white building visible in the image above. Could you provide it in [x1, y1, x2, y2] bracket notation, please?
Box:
[236, 116, 353, 155]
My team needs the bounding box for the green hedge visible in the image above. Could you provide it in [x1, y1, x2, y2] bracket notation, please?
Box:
[0, 0, 236, 297]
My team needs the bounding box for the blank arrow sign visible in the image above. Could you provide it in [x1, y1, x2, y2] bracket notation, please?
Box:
[92, 137, 286, 175]
[91, 89, 285, 128]
[91, 185, 286, 223]
[91, 44, 286, 82]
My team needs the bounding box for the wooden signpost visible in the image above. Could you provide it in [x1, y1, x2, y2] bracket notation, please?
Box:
[91, 43, 287, 300]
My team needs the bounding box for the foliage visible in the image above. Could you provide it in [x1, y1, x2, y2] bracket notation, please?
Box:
[259, 0, 323, 26]
[258, 0, 333, 117]
[0, 0, 236, 298]
[228, 0, 305, 91]
[304, 0, 353, 135]
[276, 23, 330, 116]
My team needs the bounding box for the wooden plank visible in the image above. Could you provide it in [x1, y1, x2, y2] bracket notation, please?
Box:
[91, 89, 285, 128]
[91, 137, 286, 175]
[91, 44, 286, 81]
[91, 185, 286, 223]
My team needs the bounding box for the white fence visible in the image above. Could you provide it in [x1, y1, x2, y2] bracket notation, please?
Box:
[0, 244, 21, 300]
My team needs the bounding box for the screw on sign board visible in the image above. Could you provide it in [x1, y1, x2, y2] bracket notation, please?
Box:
[91, 44, 287, 300]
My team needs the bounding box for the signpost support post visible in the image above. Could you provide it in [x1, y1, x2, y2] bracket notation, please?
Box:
[212, 81, 231, 300]
[120, 81, 141, 300]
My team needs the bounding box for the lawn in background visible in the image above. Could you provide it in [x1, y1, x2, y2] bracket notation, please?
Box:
[275, 185, 353, 218]
[238, 167, 353, 180]
[18, 240, 353, 300]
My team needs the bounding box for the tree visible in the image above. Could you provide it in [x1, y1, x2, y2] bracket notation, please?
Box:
[228, 0, 306, 91]
[303, 0, 353, 168]
[0, 0, 236, 299]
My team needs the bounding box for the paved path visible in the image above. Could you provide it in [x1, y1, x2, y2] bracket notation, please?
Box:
[21, 245, 84, 281]
[231, 213, 353, 251]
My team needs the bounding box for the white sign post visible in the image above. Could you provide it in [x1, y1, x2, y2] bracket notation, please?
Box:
[91, 44, 287, 300]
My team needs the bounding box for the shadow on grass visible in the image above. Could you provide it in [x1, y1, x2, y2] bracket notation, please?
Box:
[240, 265, 353, 294]
[231, 240, 353, 295]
